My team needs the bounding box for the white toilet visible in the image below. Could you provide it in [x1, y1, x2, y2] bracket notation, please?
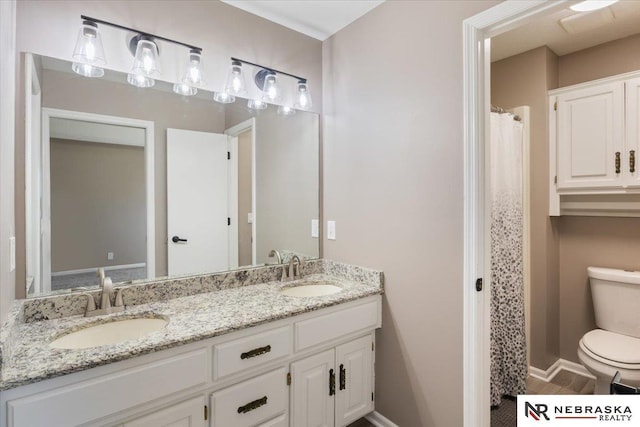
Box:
[578, 267, 640, 394]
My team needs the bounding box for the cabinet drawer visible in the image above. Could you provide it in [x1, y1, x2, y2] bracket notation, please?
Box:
[122, 395, 206, 427]
[211, 368, 287, 427]
[7, 349, 208, 427]
[258, 414, 287, 427]
[295, 301, 379, 351]
[214, 326, 291, 380]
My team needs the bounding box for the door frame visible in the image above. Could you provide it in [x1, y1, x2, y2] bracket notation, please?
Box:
[225, 118, 257, 265]
[462, 1, 567, 426]
[39, 108, 155, 293]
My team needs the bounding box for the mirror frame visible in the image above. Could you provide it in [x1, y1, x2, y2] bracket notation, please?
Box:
[30, 107, 155, 295]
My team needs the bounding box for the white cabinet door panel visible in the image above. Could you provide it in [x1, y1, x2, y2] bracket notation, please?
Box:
[557, 82, 624, 189]
[335, 336, 373, 426]
[625, 77, 640, 188]
[290, 349, 335, 427]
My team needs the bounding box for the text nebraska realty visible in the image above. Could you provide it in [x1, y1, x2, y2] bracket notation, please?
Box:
[526, 402, 633, 422]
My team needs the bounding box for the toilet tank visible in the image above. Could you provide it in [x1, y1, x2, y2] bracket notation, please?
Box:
[588, 267, 640, 338]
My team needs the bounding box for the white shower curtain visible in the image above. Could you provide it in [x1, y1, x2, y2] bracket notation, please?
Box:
[489, 112, 527, 406]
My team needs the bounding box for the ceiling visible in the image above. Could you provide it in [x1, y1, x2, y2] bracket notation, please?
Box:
[221, 0, 385, 41]
[492, 1, 640, 62]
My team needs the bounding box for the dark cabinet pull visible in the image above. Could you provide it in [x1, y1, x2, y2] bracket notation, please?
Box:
[329, 369, 335, 396]
[339, 364, 346, 390]
[237, 396, 267, 414]
[171, 236, 187, 243]
[616, 152, 621, 174]
[631, 150, 636, 173]
[240, 345, 271, 360]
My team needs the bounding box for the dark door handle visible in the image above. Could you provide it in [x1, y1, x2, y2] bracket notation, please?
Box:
[171, 236, 187, 243]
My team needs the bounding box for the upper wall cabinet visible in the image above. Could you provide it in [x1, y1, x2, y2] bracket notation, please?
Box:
[549, 71, 640, 216]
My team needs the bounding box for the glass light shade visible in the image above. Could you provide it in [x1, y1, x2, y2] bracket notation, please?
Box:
[213, 91, 236, 104]
[247, 99, 268, 110]
[261, 72, 280, 102]
[127, 73, 155, 88]
[173, 82, 197, 96]
[224, 61, 247, 96]
[71, 21, 106, 77]
[570, 0, 618, 11]
[277, 106, 296, 116]
[294, 81, 312, 109]
[131, 39, 161, 76]
[71, 62, 104, 78]
[182, 50, 205, 86]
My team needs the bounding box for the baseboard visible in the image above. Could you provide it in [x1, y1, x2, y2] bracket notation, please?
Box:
[52, 263, 146, 277]
[365, 411, 399, 427]
[529, 358, 596, 382]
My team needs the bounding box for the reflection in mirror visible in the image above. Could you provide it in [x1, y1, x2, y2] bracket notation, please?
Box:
[24, 53, 320, 298]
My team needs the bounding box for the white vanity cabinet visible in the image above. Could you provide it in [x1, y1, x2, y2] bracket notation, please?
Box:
[0, 295, 381, 427]
[290, 335, 374, 427]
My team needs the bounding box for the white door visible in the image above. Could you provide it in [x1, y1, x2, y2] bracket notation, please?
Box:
[290, 349, 335, 427]
[167, 128, 230, 276]
[625, 77, 640, 188]
[556, 82, 624, 190]
[123, 396, 206, 427]
[335, 336, 374, 426]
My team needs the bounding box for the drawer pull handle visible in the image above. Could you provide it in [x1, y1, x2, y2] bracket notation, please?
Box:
[631, 150, 636, 173]
[329, 369, 336, 396]
[616, 152, 621, 174]
[240, 345, 271, 360]
[339, 364, 346, 390]
[237, 396, 268, 414]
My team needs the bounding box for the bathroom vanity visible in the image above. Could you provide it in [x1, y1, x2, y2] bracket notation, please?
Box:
[0, 260, 383, 427]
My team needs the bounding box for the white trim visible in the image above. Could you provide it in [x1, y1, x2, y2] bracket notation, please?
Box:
[463, 2, 569, 426]
[51, 263, 147, 277]
[529, 358, 596, 382]
[225, 118, 257, 265]
[39, 108, 155, 293]
[227, 135, 239, 269]
[365, 411, 399, 427]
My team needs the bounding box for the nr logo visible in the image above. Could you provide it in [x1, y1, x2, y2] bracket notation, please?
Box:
[525, 402, 550, 421]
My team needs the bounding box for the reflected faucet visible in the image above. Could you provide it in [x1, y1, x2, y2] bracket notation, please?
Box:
[287, 255, 302, 282]
[268, 249, 283, 264]
[85, 268, 124, 317]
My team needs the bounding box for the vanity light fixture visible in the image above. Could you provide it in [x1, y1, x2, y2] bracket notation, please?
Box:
[570, 0, 619, 12]
[247, 99, 268, 110]
[294, 80, 312, 109]
[224, 60, 248, 96]
[260, 70, 281, 103]
[213, 91, 236, 104]
[71, 20, 106, 78]
[73, 15, 204, 91]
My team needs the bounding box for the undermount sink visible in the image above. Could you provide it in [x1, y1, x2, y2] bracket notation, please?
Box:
[279, 283, 343, 298]
[50, 317, 168, 350]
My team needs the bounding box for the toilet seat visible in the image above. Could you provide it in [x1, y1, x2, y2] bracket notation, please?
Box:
[580, 329, 640, 369]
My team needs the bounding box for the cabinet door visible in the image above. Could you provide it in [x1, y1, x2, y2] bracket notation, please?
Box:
[556, 82, 624, 190]
[625, 77, 640, 188]
[290, 349, 335, 427]
[122, 396, 206, 427]
[335, 336, 374, 427]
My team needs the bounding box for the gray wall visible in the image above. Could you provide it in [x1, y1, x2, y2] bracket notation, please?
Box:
[322, 1, 499, 425]
[15, 0, 322, 298]
[50, 139, 145, 271]
[491, 46, 561, 370]
[226, 107, 319, 264]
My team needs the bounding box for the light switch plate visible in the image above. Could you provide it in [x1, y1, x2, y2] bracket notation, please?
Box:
[107, 252, 114, 261]
[327, 221, 336, 240]
[9, 236, 15, 272]
[248, 212, 254, 224]
[311, 219, 319, 238]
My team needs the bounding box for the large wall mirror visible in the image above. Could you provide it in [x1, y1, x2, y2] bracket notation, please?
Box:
[23, 53, 320, 298]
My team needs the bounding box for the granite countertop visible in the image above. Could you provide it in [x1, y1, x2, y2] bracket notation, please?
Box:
[0, 260, 383, 391]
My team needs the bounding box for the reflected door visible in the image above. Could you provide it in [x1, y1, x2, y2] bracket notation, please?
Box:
[167, 129, 230, 276]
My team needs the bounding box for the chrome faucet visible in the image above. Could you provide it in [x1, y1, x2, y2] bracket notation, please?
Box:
[85, 268, 124, 317]
[268, 249, 283, 264]
[287, 255, 302, 282]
